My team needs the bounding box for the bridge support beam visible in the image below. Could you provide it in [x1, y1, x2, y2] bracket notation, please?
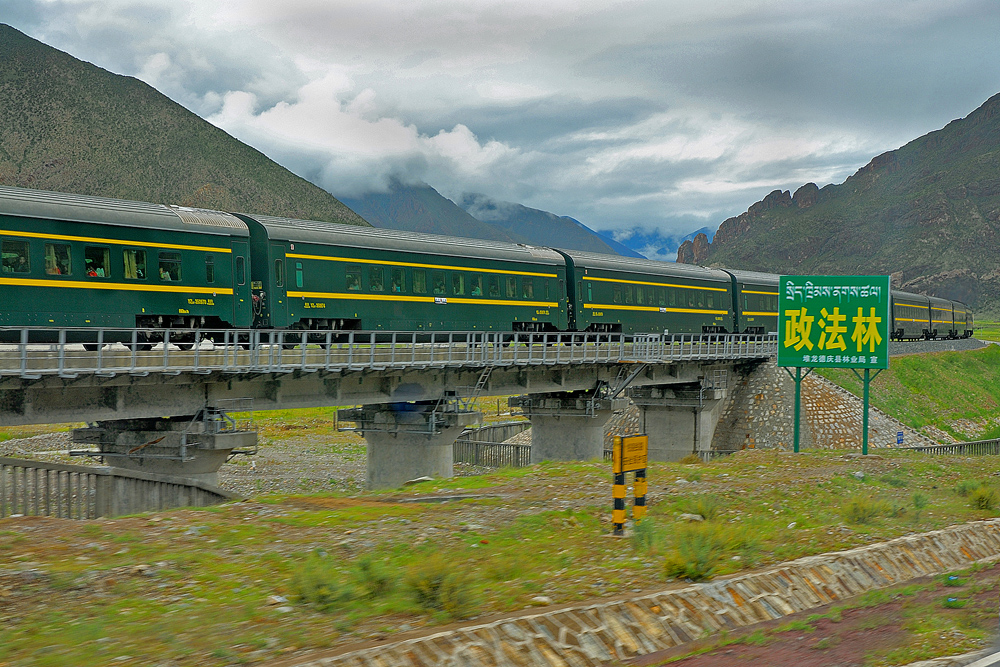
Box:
[338, 403, 481, 490]
[509, 393, 627, 463]
[70, 415, 258, 485]
[631, 383, 726, 461]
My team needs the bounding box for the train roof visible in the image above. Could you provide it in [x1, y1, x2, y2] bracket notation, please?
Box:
[892, 290, 930, 304]
[0, 186, 249, 237]
[722, 269, 780, 287]
[244, 214, 566, 267]
[558, 249, 731, 283]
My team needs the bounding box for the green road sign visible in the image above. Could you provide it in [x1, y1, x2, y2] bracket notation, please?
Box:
[778, 275, 890, 370]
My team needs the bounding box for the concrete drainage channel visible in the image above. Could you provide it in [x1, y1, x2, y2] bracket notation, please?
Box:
[284, 519, 1000, 667]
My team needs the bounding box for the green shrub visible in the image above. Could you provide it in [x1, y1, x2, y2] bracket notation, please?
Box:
[879, 475, 908, 488]
[404, 555, 477, 619]
[681, 494, 723, 522]
[912, 492, 929, 510]
[954, 480, 985, 497]
[663, 523, 730, 581]
[290, 552, 355, 611]
[355, 556, 395, 599]
[631, 519, 662, 554]
[677, 454, 702, 465]
[841, 496, 887, 524]
[942, 597, 967, 609]
[969, 486, 999, 510]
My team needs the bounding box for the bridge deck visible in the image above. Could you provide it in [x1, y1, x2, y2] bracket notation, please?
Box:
[0, 329, 777, 378]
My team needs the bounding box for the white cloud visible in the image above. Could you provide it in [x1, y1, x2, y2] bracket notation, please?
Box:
[8, 0, 1000, 239]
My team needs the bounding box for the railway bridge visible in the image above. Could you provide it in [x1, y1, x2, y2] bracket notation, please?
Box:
[0, 328, 776, 488]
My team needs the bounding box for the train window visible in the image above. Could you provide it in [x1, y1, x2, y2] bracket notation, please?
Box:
[45, 243, 72, 276]
[586, 282, 592, 301]
[1, 240, 29, 274]
[625, 285, 634, 305]
[523, 278, 534, 299]
[635, 285, 645, 304]
[413, 270, 427, 294]
[658, 287, 666, 306]
[647, 288, 655, 306]
[295, 262, 303, 288]
[668, 289, 676, 307]
[433, 272, 446, 295]
[453, 273, 466, 295]
[488, 276, 500, 298]
[613, 284, 622, 303]
[84, 246, 110, 278]
[707, 294, 714, 309]
[158, 252, 182, 282]
[274, 259, 284, 287]
[470, 275, 482, 296]
[123, 249, 145, 280]
[391, 268, 404, 292]
[547, 280, 551, 300]
[696, 291, 704, 308]
[235, 256, 246, 285]
[505, 276, 516, 298]
[205, 254, 215, 283]
[346, 266, 362, 291]
[369, 266, 384, 292]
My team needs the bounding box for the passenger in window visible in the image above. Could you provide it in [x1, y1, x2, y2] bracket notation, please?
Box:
[160, 266, 170, 281]
[46, 256, 60, 275]
[86, 260, 98, 277]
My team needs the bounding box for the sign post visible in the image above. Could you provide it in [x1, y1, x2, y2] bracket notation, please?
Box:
[611, 434, 648, 536]
[778, 276, 890, 455]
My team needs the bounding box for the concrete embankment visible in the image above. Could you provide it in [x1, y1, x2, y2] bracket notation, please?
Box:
[286, 519, 1000, 667]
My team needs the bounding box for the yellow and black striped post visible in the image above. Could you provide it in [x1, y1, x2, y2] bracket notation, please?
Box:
[612, 469, 627, 535]
[612, 434, 649, 536]
[634, 467, 647, 522]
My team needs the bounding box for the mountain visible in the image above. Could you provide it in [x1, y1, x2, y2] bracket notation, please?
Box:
[677, 93, 1000, 314]
[0, 24, 366, 225]
[340, 182, 644, 257]
[605, 226, 713, 261]
[338, 182, 520, 243]
[458, 193, 644, 257]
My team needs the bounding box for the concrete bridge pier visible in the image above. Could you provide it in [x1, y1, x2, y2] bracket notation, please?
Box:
[338, 403, 481, 489]
[509, 392, 627, 463]
[630, 383, 727, 461]
[71, 414, 258, 485]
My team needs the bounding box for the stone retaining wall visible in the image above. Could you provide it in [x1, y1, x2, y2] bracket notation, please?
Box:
[288, 519, 1000, 667]
[711, 361, 934, 452]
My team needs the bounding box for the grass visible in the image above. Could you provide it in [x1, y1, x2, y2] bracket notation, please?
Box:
[6, 403, 1000, 665]
[817, 345, 1000, 442]
[974, 319, 1000, 342]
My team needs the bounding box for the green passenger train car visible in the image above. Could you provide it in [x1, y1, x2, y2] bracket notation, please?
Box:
[559, 250, 734, 335]
[723, 269, 779, 335]
[240, 215, 569, 334]
[0, 187, 250, 343]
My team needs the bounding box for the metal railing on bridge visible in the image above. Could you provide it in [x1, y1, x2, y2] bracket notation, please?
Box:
[0, 328, 777, 378]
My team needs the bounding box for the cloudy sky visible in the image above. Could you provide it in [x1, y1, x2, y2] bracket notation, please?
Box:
[7, 0, 1000, 253]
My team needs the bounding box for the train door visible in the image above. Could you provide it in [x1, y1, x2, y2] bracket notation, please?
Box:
[231, 240, 251, 328]
[269, 243, 288, 327]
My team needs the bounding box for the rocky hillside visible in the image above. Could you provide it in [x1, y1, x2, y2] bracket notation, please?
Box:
[0, 24, 367, 225]
[678, 93, 1000, 314]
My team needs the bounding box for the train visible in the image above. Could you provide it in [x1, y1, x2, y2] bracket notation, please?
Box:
[0, 185, 974, 346]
